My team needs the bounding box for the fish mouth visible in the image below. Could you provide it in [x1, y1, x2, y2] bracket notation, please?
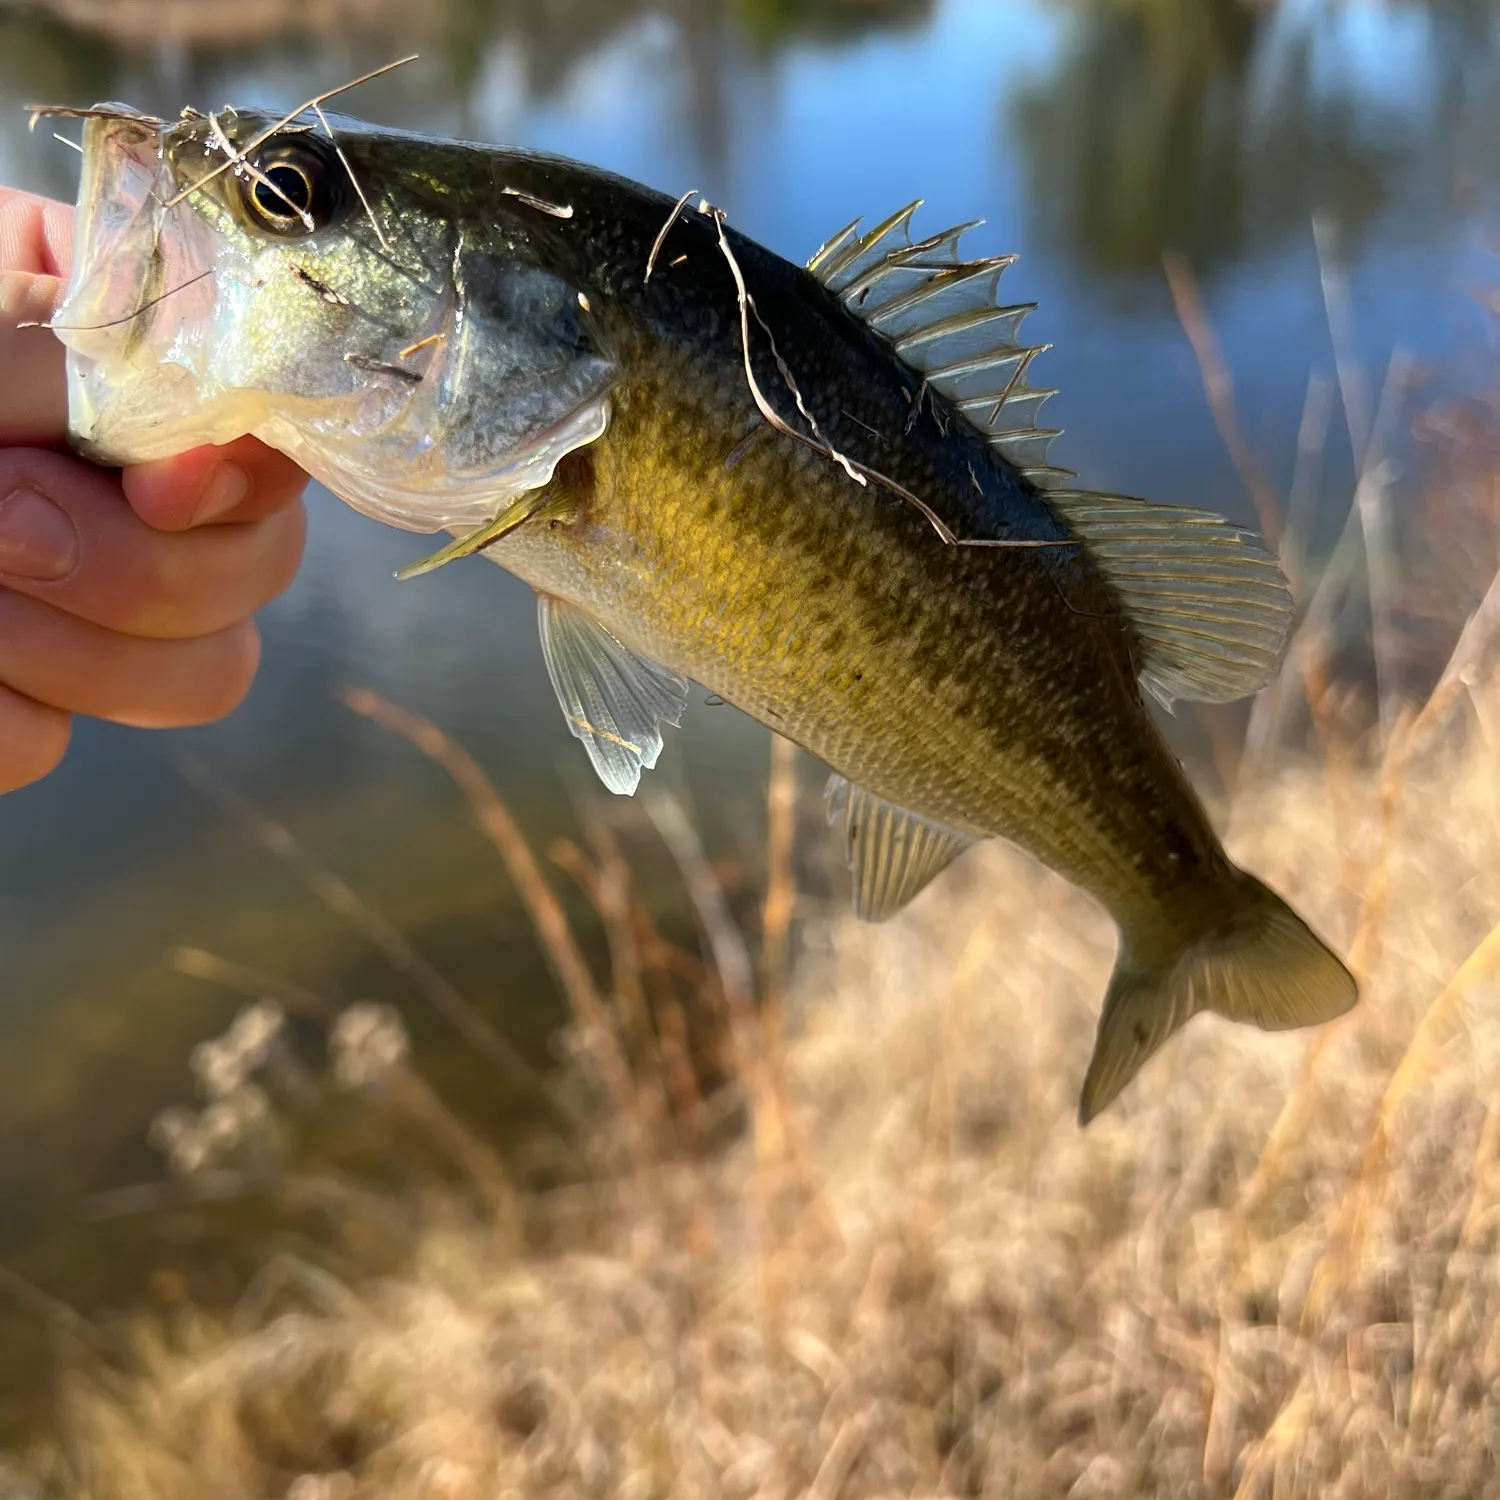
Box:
[54, 106, 230, 463]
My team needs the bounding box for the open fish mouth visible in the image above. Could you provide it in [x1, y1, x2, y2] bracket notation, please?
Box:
[49, 106, 243, 463]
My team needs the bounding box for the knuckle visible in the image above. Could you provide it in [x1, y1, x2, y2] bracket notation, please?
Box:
[131, 504, 306, 636]
[114, 533, 220, 638]
[133, 538, 201, 626]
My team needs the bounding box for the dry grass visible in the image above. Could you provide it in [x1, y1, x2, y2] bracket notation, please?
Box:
[12, 271, 1500, 1500]
[11, 608, 1499, 1498]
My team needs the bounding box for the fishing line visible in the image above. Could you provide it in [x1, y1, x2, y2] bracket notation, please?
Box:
[644, 188, 699, 284]
[27, 269, 214, 333]
[311, 101, 392, 252]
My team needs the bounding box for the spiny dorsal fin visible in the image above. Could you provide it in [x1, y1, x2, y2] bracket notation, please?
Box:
[807, 201, 1064, 488]
[825, 775, 977, 921]
[809, 207, 1293, 706]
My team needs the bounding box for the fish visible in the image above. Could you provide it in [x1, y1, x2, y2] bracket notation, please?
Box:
[44, 94, 1357, 1121]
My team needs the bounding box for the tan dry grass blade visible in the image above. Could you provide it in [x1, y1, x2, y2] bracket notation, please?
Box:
[177, 751, 570, 1131]
[1162, 253, 1283, 550]
[1307, 909, 1500, 1321]
[341, 687, 646, 1163]
[29, 671, 1500, 1499]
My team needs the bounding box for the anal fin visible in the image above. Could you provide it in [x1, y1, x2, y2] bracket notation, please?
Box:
[826, 775, 977, 921]
[537, 595, 689, 796]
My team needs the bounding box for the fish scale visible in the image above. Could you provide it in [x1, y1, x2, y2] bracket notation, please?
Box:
[497, 319, 1217, 915]
[51, 102, 1358, 1120]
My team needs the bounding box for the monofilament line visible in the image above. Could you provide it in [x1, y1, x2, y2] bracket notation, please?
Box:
[34, 269, 215, 332]
[696, 199, 867, 490]
[312, 101, 391, 253]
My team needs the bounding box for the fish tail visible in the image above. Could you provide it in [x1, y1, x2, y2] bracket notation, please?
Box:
[1078, 872, 1358, 1124]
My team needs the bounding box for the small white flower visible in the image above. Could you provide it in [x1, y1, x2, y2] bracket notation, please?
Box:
[330, 1003, 410, 1089]
[200, 1099, 243, 1148]
[190, 1038, 243, 1100]
[227, 1000, 285, 1068]
[191, 1001, 286, 1099]
[147, 1105, 196, 1155]
[168, 1129, 208, 1177]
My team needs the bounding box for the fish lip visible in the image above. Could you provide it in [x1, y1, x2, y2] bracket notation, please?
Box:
[55, 109, 168, 455]
[55, 107, 239, 462]
[63, 108, 165, 331]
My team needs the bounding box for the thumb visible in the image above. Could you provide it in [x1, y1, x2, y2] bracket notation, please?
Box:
[0, 189, 73, 446]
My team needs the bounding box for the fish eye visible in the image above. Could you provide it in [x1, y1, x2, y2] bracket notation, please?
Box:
[235, 137, 346, 238]
[255, 163, 311, 218]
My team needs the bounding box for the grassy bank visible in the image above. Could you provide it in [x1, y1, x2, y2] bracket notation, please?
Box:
[5, 604, 1495, 1497]
[9, 278, 1500, 1500]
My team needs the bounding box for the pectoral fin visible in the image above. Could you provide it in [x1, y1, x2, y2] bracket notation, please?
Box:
[826, 775, 976, 921]
[537, 595, 689, 795]
[396, 490, 578, 580]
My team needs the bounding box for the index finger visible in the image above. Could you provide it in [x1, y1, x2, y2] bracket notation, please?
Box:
[0, 187, 72, 447]
[0, 185, 72, 279]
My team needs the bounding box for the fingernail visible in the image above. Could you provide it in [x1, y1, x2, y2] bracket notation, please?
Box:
[194, 463, 251, 524]
[0, 489, 79, 581]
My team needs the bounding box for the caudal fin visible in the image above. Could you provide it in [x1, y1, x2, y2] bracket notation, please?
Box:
[1078, 874, 1357, 1124]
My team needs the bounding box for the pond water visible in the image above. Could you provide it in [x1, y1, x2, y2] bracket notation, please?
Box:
[0, 0, 1497, 1426]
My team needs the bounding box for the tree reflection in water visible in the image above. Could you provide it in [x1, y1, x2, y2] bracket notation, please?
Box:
[1008, 0, 1500, 284]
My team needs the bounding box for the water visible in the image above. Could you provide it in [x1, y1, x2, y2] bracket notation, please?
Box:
[0, 0, 1496, 1424]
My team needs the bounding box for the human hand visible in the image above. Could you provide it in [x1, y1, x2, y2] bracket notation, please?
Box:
[0, 187, 308, 794]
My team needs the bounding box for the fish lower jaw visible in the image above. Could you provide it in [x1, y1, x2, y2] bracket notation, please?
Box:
[65, 356, 262, 465]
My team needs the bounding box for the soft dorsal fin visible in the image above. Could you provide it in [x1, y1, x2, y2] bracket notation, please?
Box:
[809, 206, 1293, 706]
[826, 775, 976, 921]
[1045, 491, 1292, 706]
[537, 595, 689, 795]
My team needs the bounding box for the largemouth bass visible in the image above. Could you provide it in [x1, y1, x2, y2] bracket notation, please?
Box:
[45, 97, 1356, 1120]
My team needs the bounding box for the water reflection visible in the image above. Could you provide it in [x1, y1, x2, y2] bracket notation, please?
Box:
[8, 0, 1496, 279]
[1010, 0, 1500, 285]
[1, 0, 939, 194]
[733, 0, 933, 51]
